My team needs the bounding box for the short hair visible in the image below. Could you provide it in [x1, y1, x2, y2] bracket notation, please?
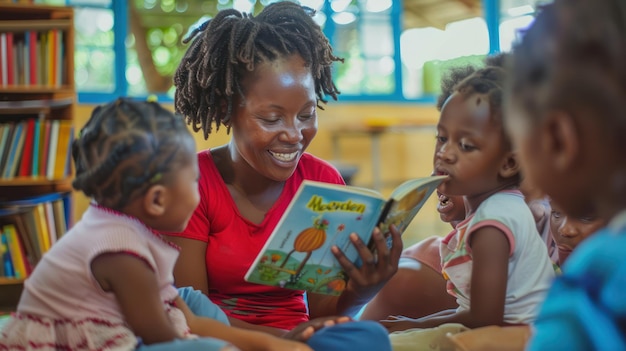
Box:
[437, 65, 478, 111]
[173, 1, 343, 140]
[72, 98, 194, 210]
[508, 0, 626, 133]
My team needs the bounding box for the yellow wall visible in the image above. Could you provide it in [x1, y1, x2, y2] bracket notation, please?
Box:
[73, 103, 450, 247]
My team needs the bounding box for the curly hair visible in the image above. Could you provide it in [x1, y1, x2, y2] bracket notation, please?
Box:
[436, 65, 478, 111]
[173, 1, 343, 140]
[72, 98, 194, 210]
[508, 0, 626, 131]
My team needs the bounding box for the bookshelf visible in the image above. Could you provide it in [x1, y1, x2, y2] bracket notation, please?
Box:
[0, 3, 75, 311]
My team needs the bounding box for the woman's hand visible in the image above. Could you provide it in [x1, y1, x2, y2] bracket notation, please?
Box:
[332, 225, 403, 307]
[282, 316, 352, 341]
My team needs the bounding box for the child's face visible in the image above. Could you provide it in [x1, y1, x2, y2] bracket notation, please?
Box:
[434, 93, 511, 200]
[159, 151, 200, 233]
[549, 200, 606, 265]
[229, 54, 318, 182]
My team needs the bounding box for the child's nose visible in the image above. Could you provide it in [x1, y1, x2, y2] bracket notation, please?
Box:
[436, 144, 455, 162]
[558, 218, 579, 238]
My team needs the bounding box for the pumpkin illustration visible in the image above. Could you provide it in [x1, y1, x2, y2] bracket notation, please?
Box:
[280, 217, 328, 277]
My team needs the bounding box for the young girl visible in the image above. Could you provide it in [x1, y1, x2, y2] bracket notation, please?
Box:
[381, 67, 555, 340]
[0, 99, 315, 351]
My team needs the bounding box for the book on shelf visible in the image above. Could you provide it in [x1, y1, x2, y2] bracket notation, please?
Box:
[0, 124, 12, 173]
[0, 192, 72, 274]
[18, 118, 35, 177]
[3, 224, 28, 279]
[0, 29, 65, 87]
[2, 121, 24, 179]
[244, 175, 447, 296]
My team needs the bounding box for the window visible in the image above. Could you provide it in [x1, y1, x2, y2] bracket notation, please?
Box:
[35, 0, 545, 104]
[499, 0, 551, 52]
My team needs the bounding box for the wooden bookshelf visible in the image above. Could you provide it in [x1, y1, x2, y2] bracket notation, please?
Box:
[0, 3, 75, 311]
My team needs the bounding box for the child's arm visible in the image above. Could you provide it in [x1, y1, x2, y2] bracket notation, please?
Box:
[90, 252, 183, 344]
[175, 296, 314, 351]
[381, 226, 509, 332]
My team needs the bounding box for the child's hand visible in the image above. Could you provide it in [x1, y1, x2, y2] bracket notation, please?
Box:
[283, 316, 352, 341]
[379, 315, 420, 333]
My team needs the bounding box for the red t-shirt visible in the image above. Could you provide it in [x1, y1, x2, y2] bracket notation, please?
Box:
[175, 150, 344, 330]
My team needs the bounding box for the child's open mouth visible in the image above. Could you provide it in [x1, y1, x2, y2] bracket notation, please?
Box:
[437, 192, 454, 214]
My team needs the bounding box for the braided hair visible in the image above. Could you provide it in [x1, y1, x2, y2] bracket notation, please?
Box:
[72, 98, 195, 210]
[173, 1, 343, 140]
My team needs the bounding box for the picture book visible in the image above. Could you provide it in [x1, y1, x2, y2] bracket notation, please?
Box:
[244, 175, 447, 296]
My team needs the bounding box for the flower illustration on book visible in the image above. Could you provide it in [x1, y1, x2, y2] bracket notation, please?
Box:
[279, 216, 328, 278]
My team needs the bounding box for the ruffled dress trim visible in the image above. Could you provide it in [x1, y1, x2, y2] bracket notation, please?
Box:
[0, 304, 192, 351]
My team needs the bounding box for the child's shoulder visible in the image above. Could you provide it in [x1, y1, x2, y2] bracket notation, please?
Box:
[478, 190, 527, 213]
[471, 190, 534, 229]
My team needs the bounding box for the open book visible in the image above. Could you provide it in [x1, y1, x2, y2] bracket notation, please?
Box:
[244, 175, 447, 296]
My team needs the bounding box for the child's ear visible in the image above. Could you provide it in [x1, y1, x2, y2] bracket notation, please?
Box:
[143, 184, 167, 217]
[544, 110, 579, 173]
[499, 151, 520, 179]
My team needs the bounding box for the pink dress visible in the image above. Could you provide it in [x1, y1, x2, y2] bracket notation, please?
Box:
[0, 205, 191, 350]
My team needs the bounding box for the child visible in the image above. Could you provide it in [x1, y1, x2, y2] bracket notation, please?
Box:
[505, 1, 626, 348]
[549, 199, 607, 267]
[358, 192, 463, 321]
[0, 99, 317, 351]
[381, 66, 555, 341]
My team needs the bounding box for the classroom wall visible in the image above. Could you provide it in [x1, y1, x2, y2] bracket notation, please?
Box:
[73, 102, 450, 247]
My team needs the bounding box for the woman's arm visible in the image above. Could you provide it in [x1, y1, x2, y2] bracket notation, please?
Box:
[91, 253, 181, 344]
[308, 225, 403, 318]
[380, 226, 510, 332]
[165, 235, 210, 294]
[165, 235, 305, 338]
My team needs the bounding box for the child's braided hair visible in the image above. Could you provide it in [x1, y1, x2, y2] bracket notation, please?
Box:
[72, 98, 194, 210]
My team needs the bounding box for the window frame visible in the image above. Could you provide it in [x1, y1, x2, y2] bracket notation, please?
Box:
[73, 0, 502, 105]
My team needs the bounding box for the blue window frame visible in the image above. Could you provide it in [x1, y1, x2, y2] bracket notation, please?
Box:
[47, 0, 511, 104]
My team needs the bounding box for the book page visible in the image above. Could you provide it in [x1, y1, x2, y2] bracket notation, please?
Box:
[378, 175, 448, 238]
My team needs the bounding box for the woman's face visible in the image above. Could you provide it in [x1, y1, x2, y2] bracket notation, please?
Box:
[229, 54, 318, 182]
[549, 200, 607, 265]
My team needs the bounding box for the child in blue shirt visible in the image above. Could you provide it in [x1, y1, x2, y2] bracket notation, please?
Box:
[505, 0, 626, 349]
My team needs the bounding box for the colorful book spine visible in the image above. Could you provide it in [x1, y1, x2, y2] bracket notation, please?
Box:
[18, 118, 35, 177]
[46, 120, 59, 179]
[2, 122, 24, 179]
[28, 31, 37, 85]
[6, 32, 14, 85]
[32, 118, 41, 176]
[0, 33, 7, 86]
[3, 225, 27, 279]
[0, 233, 14, 278]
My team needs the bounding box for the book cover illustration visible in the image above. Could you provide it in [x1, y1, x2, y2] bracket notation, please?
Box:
[245, 181, 386, 296]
